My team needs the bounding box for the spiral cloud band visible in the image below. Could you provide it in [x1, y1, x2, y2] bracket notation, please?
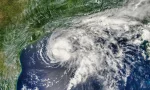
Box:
[46, 0, 150, 90]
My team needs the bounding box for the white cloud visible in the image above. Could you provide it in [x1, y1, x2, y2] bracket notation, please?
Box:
[45, 0, 150, 90]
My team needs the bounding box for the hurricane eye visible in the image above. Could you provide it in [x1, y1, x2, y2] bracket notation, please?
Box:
[108, 43, 118, 54]
[47, 38, 73, 62]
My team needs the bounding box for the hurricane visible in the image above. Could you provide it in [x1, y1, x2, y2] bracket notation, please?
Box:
[43, 0, 150, 90]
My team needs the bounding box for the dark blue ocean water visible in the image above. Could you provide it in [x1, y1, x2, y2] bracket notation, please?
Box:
[17, 36, 150, 90]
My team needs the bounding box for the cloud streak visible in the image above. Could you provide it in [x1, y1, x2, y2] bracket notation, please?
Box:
[46, 0, 150, 90]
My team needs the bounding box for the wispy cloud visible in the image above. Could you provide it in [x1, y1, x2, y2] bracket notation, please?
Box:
[46, 0, 150, 90]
